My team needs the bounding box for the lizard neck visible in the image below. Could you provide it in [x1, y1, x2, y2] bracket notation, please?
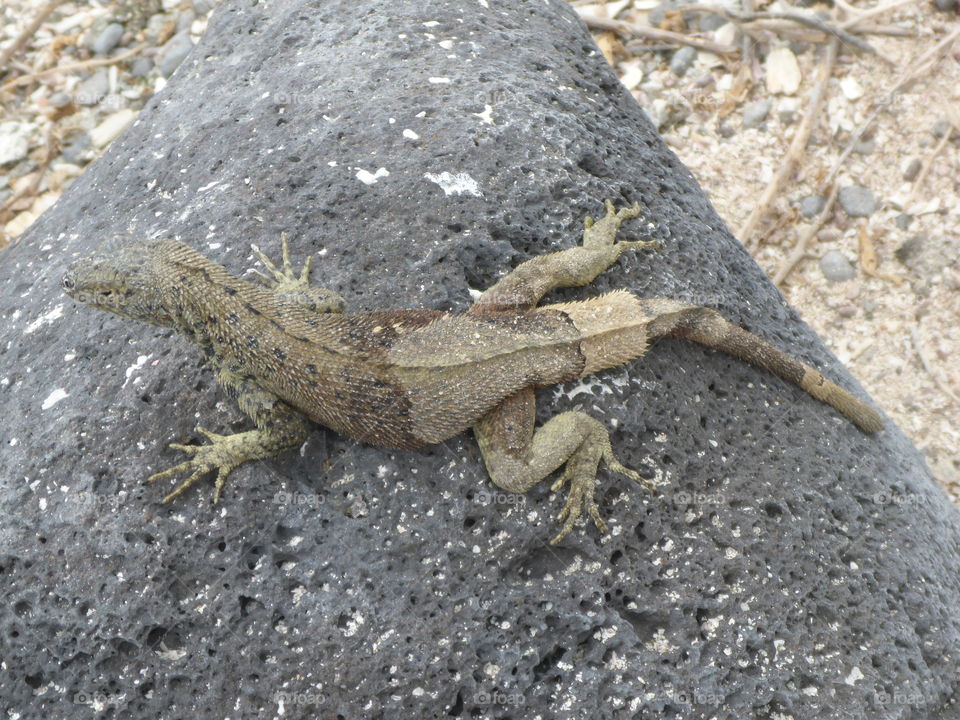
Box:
[164, 252, 346, 374]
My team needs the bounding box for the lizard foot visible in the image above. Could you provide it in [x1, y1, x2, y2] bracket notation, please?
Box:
[582, 200, 662, 254]
[145, 427, 244, 504]
[548, 434, 656, 545]
[250, 233, 346, 313]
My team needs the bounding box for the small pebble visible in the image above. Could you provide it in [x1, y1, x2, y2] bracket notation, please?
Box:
[838, 185, 877, 217]
[798, 195, 825, 218]
[742, 99, 772, 129]
[931, 118, 951, 138]
[177, 10, 197, 32]
[895, 235, 925, 268]
[145, 14, 174, 44]
[817, 227, 842, 243]
[75, 69, 110, 106]
[765, 46, 801, 95]
[895, 213, 913, 230]
[670, 47, 697, 77]
[698, 13, 727, 31]
[0, 121, 34, 165]
[48, 92, 72, 108]
[193, 0, 213, 13]
[820, 250, 856, 282]
[778, 98, 798, 125]
[717, 119, 735, 138]
[934, 0, 958, 10]
[156, 31, 195, 77]
[902, 158, 922, 181]
[90, 109, 136, 148]
[839, 76, 864, 100]
[61, 130, 92, 164]
[836, 305, 857, 318]
[129, 57, 154, 78]
[649, 0, 678, 28]
[853, 138, 875, 155]
[92, 23, 125, 55]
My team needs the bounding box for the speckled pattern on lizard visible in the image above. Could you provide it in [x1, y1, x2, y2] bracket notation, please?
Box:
[62, 201, 883, 544]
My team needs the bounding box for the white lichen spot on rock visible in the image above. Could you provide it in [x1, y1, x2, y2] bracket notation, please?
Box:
[355, 167, 389, 185]
[423, 171, 481, 197]
[41, 388, 69, 410]
[25, 304, 64, 334]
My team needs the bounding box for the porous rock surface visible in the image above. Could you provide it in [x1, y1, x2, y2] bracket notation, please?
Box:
[1, 0, 959, 718]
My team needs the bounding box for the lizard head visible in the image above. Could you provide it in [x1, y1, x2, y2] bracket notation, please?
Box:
[62, 236, 183, 328]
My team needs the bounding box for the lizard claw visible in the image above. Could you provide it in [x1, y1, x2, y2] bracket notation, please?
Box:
[249, 234, 346, 314]
[145, 428, 244, 505]
[548, 431, 654, 545]
[549, 446, 607, 545]
[251, 233, 308, 288]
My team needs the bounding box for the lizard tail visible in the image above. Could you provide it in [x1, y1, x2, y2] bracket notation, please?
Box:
[649, 305, 883, 433]
[546, 292, 882, 433]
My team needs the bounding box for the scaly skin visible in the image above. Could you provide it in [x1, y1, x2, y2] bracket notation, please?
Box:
[63, 202, 883, 544]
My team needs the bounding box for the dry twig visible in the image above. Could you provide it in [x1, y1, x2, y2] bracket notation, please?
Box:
[1, 44, 147, 93]
[680, 5, 880, 56]
[910, 326, 960, 408]
[772, 175, 839, 286]
[836, 0, 919, 30]
[910, 122, 954, 201]
[740, 38, 838, 248]
[581, 15, 738, 55]
[0, 0, 64, 70]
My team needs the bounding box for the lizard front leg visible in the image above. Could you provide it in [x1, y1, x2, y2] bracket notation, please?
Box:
[473, 389, 655, 544]
[250, 232, 347, 313]
[146, 362, 309, 503]
[469, 200, 660, 313]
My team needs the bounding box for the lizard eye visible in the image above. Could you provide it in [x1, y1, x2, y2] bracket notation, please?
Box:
[62, 275, 75, 291]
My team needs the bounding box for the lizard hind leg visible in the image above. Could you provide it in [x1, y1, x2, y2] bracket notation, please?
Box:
[473, 389, 654, 545]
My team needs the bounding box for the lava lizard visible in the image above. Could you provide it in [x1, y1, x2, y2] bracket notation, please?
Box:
[63, 201, 883, 544]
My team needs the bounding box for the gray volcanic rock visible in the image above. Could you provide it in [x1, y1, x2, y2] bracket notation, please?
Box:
[1, 1, 958, 718]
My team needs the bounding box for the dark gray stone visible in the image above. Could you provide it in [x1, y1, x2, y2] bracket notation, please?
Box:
[74, 68, 110, 106]
[48, 91, 72, 108]
[92, 22, 125, 55]
[177, 9, 197, 32]
[820, 249, 856, 282]
[670, 46, 697, 76]
[895, 234, 959, 277]
[129, 56, 154, 78]
[1, 1, 957, 719]
[155, 29, 194, 76]
[895, 212, 914, 230]
[902, 157, 922, 181]
[60, 129, 92, 164]
[697, 12, 727, 31]
[798, 194, 825, 218]
[838, 185, 877, 217]
[931, 117, 952, 137]
[896, 234, 926, 268]
[742, 98, 772, 128]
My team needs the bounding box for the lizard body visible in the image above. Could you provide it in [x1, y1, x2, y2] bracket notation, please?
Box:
[64, 202, 883, 543]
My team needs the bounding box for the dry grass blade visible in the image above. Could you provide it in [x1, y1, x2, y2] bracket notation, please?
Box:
[739, 38, 838, 249]
[581, 14, 738, 55]
[0, 0, 64, 70]
[1, 43, 147, 92]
